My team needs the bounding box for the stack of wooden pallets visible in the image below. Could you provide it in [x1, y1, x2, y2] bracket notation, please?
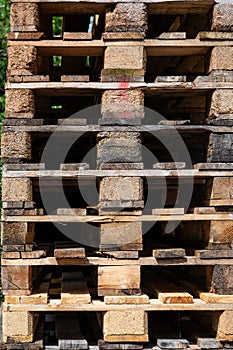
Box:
[2, 0, 233, 348]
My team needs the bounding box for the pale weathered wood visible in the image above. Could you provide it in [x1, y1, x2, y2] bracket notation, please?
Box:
[4, 299, 233, 312]
[4, 213, 233, 223]
[98, 265, 141, 296]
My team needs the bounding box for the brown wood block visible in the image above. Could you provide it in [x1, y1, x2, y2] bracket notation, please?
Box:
[98, 265, 140, 296]
[63, 32, 92, 40]
[153, 248, 186, 259]
[2, 265, 32, 291]
[21, 250, 46, 259]
[54, 248, 86, 259]
[1, 252, 21, 259]
[7, 32, 45, 40]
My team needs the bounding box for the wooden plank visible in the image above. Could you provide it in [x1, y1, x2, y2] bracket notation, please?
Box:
[153, 248, 185, 259]
[61, 75, 90, 82]
[104, 295, 149, 305]
[158, 32, 186, 39]
[56, 208, 87, 215]
[4, 299, 233, 312]
[196, 250, 233, 259]
[97, 251, 139, 259]
[99, 340, 143, 349]
[153, 162, 186, 169]
[143, 271, 193, 304]
[7, 32, 45, 40]
[3, 256, 233, 267]
[60, 163, 89, 170]
[58, 118, 87, 125]
[56, 312, 88, 349]
[152, 208, 184, 215]
[63, 32, 92, 40]
[4, 213, 233, 223]
[21, 250, 46, 259]
[199, 293, 233, 304]
[54, 248, 85, 259]
[194, 163, 233, 170]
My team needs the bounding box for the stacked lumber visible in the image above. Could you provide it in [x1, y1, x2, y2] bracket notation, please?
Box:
[1, 0, 233, 348]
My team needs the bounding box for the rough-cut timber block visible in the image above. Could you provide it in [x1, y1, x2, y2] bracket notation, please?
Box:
[2, 178, 33, 202]
[206, 177, 233, 200]
[211, 265, 233, 294]
[213, 311, 233, 341]
[103, 310, 148, 342]
[1, 222, 35, 245]
[101, 69, 144, 83]
[98, 265, 141, 296]
[104, 46, 146, 70]
[1, 131, 32, 161]
[100, 222, 142, 251]
[101, 90, 144, 120]
[97, 132, 142, 165]
[105, 3, 147, 34]
[5, 89, 35, 118]
[2, 266, 32, 292]
[209, 89, 233, 117]
[99, 177, 143, 202]
[2, 311, 34, 343]
[212, 3, 233, 32]
[208, 220, 233, 245]
[8, 45, 37, 75]
[209, 47, 233, 72]
[208, 133, 233, 162]
[10, 3, 39, 32]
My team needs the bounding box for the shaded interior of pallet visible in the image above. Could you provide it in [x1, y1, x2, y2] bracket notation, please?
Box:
[24, 90, 213, 125]
[147, 12, 212, 39]
[145, 52, 211, 82]
[31, 218, 219, 255]
[30, 130, 209, 166]
[39, 5, 105, 39]
[36, 54, 103, 82]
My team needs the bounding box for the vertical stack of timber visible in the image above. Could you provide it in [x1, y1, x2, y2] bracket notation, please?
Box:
[1, 0, 233, 349]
